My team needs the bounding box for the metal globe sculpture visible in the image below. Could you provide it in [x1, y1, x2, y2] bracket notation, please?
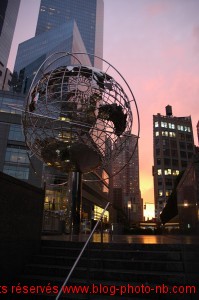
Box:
[23, 52, 139, 178]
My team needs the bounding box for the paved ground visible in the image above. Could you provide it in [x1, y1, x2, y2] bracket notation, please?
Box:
[42, 233, 199, 244]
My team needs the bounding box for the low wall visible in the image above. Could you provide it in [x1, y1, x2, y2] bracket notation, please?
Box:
[0, 172, 44, 282]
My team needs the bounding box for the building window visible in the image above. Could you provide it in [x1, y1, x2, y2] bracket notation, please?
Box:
[157, 169, 162, 175]
[5, 147, 29, 164]
[177, 125, 184, 131]
[170, 140, 177, 148]
[3, 165, 29, 180]
[165, 178, 172, 186]
[157, 158, 161, 165]
[164, 169, 171, 175]
[171, 149, 178, 157]
[187, 152, 193, 159]
[156, 148, 160, 156]
[187, 143, 193, 151]
[186, 134, 192, 141]
[168, 123, 175, 129]
[165, 190, 172, 196]
[155, 121, 159, 128]
[163, 148, 170, 156]
[162, 139, 169, 146]
[179, 133, 185, 140]
[164, 158, 171, 166]
[0, 97, 23, 115]
[181, 161, 187, 168]
[173, 170, 180, 176]
[177, 125, 191, 132]
[155, 131, 159, 136]
[158, 190, 163, 196]
[180, 151, 187, 159]
[172, 159, 178, 167]
[179, 142, 186, 149]
[8, 124, 25, 142]
[162, 131, 168, 136]
[161, 122, 167, 128]
[169, 132, 176, 137]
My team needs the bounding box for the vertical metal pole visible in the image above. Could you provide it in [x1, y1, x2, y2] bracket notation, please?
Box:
[71, 171, 82, 235]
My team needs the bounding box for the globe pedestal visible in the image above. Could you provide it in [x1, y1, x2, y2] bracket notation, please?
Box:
[71, 172, 82, 235]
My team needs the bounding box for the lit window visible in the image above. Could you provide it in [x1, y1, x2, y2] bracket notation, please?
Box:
[165, 169, 171, 175]
[173, 170, 180, 176]
[177, 125, 184, 131]
[162, 131, 168, 136]
[5, 148, 29, 164]
[158, 190, 163, 196]
[155, 132, 159, 136]
[169, 132, 176, 137]
[161, 122, 167, 128]
[157, 169, 162, 175]
[166, 190, 172, 196]
[168, 123, 175, 129]
[155, 121, 159, 128]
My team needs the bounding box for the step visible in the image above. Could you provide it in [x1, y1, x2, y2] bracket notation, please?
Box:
[40, 246, 183, 261]
[24, 264, 187, 285]
[31, 255, 184, 272]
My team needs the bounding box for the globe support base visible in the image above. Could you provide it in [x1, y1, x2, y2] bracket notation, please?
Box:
[71, 172, 82, 235]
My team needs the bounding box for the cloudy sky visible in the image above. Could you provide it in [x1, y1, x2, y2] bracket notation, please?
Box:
[8, 0, 199, 205]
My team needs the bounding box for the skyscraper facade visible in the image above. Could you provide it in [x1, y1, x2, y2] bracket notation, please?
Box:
[112, 134, 142, 224]
[13, 21, 91, 94]
[35, 0, 104, 68]
[0, 0, 20, 89]
[153, 105, 195, 219]
[0, 90, 43, 187]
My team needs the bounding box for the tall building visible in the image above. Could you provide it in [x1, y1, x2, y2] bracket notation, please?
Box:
[0, 90, 43, 187]
[112, 134, 142, 224]
[13, 21, 91, 94]
[153, 105, 195, 219]
[13, 0, 104, 93]
[9, 0, 108, 233]
[0, 0, 20, 89]
[35, 0, 104, 68]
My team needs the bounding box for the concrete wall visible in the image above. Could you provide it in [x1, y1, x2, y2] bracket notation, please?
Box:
[0, 172, 44, 282]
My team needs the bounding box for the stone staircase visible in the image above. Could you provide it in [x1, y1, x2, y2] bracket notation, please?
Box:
[9, 240, 199, 299]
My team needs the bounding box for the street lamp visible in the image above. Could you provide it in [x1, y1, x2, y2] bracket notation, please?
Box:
[127, 201, 131, 223]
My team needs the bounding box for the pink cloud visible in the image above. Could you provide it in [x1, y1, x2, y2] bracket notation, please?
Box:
[145, 1, 170, 17]
[193, 26, 199, 53]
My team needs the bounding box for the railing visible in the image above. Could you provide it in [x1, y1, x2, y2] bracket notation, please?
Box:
[55, 201, 110, 300]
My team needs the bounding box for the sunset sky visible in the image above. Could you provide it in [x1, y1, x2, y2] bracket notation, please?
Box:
[8, 0, 199, 205]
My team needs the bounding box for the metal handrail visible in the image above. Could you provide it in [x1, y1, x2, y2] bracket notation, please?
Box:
[55, 201, 110, 300]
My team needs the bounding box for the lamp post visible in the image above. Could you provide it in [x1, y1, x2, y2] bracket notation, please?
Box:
[127, 201, 132, 224]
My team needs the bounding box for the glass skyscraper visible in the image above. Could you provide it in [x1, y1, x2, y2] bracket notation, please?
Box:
[36, 0, 104, 68]
[0, 0, 20, 67]
[0, 0, 20, 88]
[14, 21, 91, 93]
[14, 0, 104, 93]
